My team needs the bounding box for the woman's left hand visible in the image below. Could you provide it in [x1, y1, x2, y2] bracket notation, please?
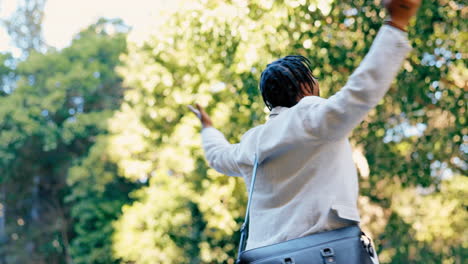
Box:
[188, 103, 213, 128]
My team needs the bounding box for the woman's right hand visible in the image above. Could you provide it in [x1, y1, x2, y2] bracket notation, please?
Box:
[383, 0, 422, 31]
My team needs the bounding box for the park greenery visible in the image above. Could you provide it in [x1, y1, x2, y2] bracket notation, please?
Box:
[0, 0, 466, 263]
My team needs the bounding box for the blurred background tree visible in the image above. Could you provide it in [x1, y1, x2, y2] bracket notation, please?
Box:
[0, 0, 466, 263]
[2, 0, 48, 55]
[0, 18, 138, 263]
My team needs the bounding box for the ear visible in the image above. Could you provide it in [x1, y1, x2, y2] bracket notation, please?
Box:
[312, 82, 320, 97]
[299, 82, 315, 97]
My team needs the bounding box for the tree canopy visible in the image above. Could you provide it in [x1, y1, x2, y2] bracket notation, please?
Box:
[0, 18, 136, 263]
[0, 0, 466, 263]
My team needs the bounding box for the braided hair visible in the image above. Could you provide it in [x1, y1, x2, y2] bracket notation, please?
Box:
[259, 55, 318, 110]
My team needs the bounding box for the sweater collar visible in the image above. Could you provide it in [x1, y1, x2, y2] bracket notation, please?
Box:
[268, 96, 324, 119]
[269, 106, 289, 118]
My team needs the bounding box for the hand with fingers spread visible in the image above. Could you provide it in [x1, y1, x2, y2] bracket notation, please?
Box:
[188, 104, 213, 129]
[383, 0, 422, 31]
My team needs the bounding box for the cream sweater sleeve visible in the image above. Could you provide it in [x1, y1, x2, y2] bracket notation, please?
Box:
[302, 25, 412, 140]
[201, 127, 243, 177]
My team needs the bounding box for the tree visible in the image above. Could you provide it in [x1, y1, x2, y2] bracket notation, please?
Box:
[2, 0, 48, 55]
[0, 53, 15, 96]
[0, 19, 133, 263]
[0, 52, 15, 264]
[110, 0, 466, 263]
[66, 136, 138, 264]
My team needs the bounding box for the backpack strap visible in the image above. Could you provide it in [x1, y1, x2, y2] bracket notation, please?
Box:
[236, 153, 259, 261]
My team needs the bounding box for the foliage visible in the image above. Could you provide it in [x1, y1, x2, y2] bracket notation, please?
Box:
[0, 53, 15, 96]
[2, 0, 48, 55]
[66, 137, 137, 264]
[110, 0, 467, 263]
[113, 174, 202, 264]
[0, 19, 132, 263]
[389, 175, 467, 263]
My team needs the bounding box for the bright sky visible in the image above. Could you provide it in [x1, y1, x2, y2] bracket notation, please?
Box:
[0, 0, 179, 56]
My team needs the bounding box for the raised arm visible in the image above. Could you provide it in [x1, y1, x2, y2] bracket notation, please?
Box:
[302, 0, 420, 140]
[201, 127, 243, 177]
[303, 25, 412, 140]
[188, 104, 242, 176]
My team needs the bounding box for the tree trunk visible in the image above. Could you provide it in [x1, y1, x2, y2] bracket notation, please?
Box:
[0, 183, 6, 264]
[27, 174, 41, 258]
[31, 175, 40, 221]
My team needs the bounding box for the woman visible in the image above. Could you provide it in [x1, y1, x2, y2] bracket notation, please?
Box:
[189, 0, 421, 258]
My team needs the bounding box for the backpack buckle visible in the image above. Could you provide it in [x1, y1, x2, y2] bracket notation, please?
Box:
[321, 247, 336, 264]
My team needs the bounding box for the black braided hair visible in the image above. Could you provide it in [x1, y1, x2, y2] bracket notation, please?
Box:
[259, 55, 318, 110]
